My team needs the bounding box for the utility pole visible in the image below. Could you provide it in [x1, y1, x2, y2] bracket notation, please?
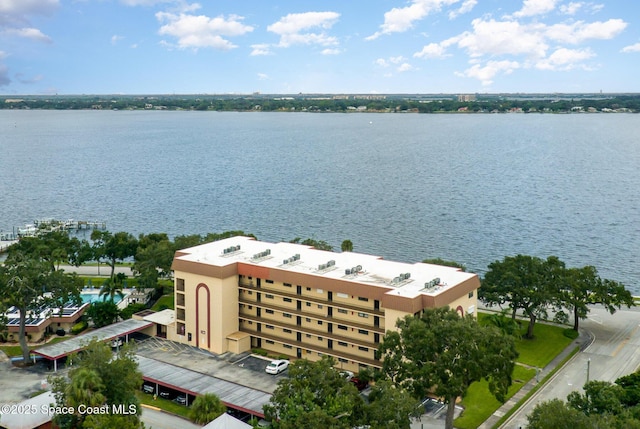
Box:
[586, 358, 591, 384]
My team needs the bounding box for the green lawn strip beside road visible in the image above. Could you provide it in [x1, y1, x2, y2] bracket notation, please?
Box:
[490, 346, 580, 429]
[477, 312, 574, 368]
[136, 391, 192, 420]
[513, 323, 574, 368]
[455, 365, 536, 429]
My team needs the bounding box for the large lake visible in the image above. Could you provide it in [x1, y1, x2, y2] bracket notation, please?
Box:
[1, 110, 638, 293]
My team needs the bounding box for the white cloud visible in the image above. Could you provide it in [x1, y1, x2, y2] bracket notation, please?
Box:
[257, 73, 268, 80]
[621, 43, 640, 53]
[389, 56, 405, 64]
[111, 35, 124, 45]
[414, 42, 449, 58]
[267, 11, 340, 48]
[0, 0, 58, 17]
[536, 47, 594, 70]
[250, 44, 272, 56]
[449, 0, 477, 19]
[156, 12, 253, 50]
[397, 63, 416, 72]
[456, 60, 520, 86]
[456, 19, 549, 59]
[3, 27, 52, 43]
[545, 19, 627, 44]
[321, 48, 341, 55]
[512, 0, 559, 18]
[366, 0, 460, 40]
[559, 2, 583, 15]
[375, 58, 389, 67]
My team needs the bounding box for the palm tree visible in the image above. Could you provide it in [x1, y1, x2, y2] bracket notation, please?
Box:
[189, 393, 226, 424]
[65, 368, 106, 408]
[99, 278, 124, 302]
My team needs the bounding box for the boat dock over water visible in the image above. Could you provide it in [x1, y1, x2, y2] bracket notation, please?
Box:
[1, 218, 107, 243]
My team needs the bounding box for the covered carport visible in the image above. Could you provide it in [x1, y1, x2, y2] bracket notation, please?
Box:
[136, 355, 271, 418]
[31, 318, 154, 371]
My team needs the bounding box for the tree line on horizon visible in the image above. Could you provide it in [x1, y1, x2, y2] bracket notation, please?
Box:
[3, 94, 640, 113]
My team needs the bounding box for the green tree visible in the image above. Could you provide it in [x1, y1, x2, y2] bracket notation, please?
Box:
[86, 300, 120, 328]
[422, 258, 466, 271]
[263, 356, 364, 429]
[189, 393, 226, 424]
[341, 240, 353, 252]
[379, 308, 518, 429]
[133, 233, 174, 289]
[99, 276, 125, 302]
[50, 339, 143, 429]
[0, 251, 82, 361]
[527, 398, 594, 429]
[557, 265, 634, 331]
[364, 380, 421, 429]
[567, 381, 626, 417]
[290, 237, 333, 251]
[480, 255, 563, 339]
[91, 230, 138, 280]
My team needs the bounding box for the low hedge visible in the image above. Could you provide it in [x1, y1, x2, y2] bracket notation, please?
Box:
[71, 320, 88, 335]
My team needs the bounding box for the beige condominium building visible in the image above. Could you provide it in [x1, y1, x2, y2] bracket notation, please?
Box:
[170, 236, 479, 373]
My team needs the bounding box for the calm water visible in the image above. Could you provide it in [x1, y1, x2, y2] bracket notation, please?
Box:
[1, 110, 639, 292]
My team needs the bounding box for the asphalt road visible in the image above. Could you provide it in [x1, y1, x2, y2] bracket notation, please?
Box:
[503, 305, 640, 428]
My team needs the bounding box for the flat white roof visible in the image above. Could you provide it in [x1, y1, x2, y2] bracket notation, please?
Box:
[143, 309, 175, 326]
[176, 236, 476, 299]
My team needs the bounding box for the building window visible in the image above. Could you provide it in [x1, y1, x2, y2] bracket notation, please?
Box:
[469, 291, 474, 298]
[338, 325, 348, 331]
[358, 346, 369, 352]
[266, 340, 274, 344]
[248, 305, 253, 310]
[358, 312, 369, 318]
[337, 292, 349, 299]
[265, 294, 274, 299]
[265, 309, 274, 314]
[358, 329, 369, 335]
[306, 287, 311, 291]
[177, 322, 185, 335]
[177, 308, 185, 321]
[317, 289, 323, 294]
[318, 337, 323, 341]
[306, 318, 311, 322]
[338, 358, 348, 363]
[317, 320, 323, 325]
[176, 278, 185, 292]
[176, 293, 185, 307]
[318, 304, 323, 309]
[306, 302, 311, 307]
[266, 279, 274, 284]
[283, 297, 292, 303]
[337, 308, 348, 314]
[358, 297, 369, 302]
[284, 344, 292, 349]
[283, 283, 292, 287]
[338, 341, 348, 347]
[306, 334, 312, 338]
[283, 328, 292, 333]
[283, 313, 292, 318]
[266, 325, 275, 330]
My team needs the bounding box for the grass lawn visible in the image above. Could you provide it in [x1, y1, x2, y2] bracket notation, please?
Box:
[513, 323, 574, 368]
[477, 312, 574, 368]
[1, 335, 71, 357]
[151, 294, 174, 311]
[454, 365, 536, 429]
[136, 391, 191, 420]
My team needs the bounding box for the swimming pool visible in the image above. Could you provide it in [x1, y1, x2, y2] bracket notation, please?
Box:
[80, 292, 124, 304]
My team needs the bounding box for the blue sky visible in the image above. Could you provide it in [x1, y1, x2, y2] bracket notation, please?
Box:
[1, 0, 639, 94]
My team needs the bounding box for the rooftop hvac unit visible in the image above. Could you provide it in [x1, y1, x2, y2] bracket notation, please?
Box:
[345, 268, 351, 275]
[266, 249, 271, 255]
[328, 260, 335, 266]
[404, 273, 411, 280]
[283, 259, 288, 265]
[295, 254, 300, 260]
[393, 277, 401, 284]
[237, 245, 241, 250]
[356, 265, 362, 272]
[435, 277, 441, 285]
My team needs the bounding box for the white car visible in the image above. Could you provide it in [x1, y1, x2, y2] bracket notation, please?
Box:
[265, 359, 289, 375]
[110, 337, 123, 348]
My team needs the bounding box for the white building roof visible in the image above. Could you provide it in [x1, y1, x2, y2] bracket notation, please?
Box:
[176, 236, 475, 299]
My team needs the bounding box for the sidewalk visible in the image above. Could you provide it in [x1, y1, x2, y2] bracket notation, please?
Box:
[478, 328, 592, 429]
